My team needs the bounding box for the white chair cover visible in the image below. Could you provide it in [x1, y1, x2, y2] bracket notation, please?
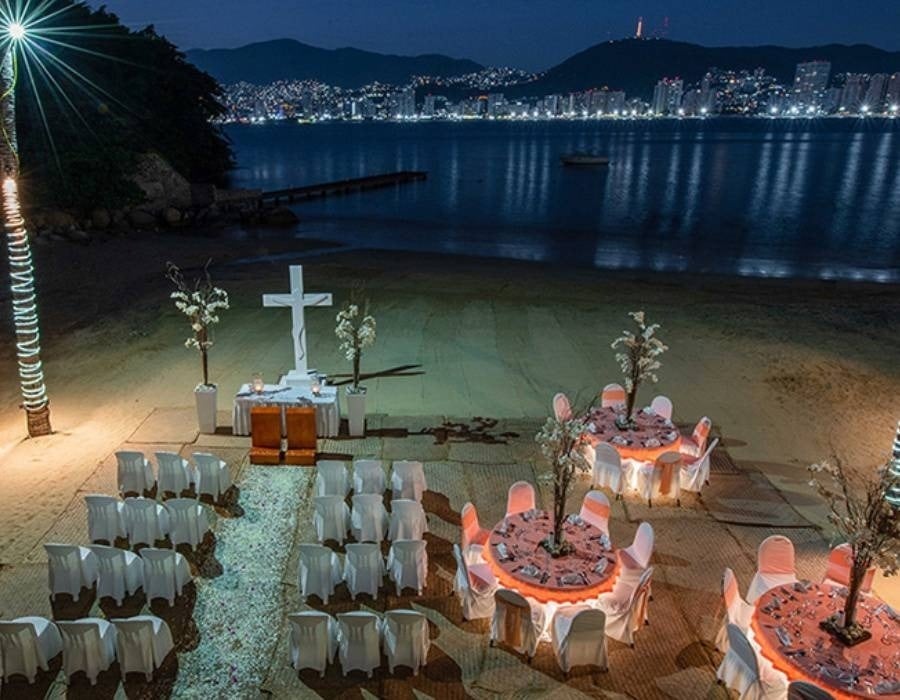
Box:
[389, 499, 428, 541]
[337, 611, 381, 678]
[141, 548, 192, 607]
[649, 395, 673, 420]
[579, 491, 611, 535]
[505, 481, 536, 517]
[387, 539, 428, 595]
[89, 545, 144, 605]
[551, 606, 608, 673]
[116, 451, 155, 495]
[383, 609, 430, 675]
[315, 460, 350, 497]
[123, 497, 170, 547]
[350, 493, 388, 544]
[343, 542, 385, 600]
[620, 521, 654, 575]
[298, 543, 342, 604]
[391, 460, 427, 502]
[635, 456, 682, 505]
[44, 544, 99, 602]
[552, 392, 573, 421]
[155, 451, 197, 496]
[682, 416, 712, 457]
[192, 452, 232, 501]
[680, 438, 720, 494]
[747, 535, 798, 603]
[452, 544, 497, 620]
[788, 681, 836, 700]
[111, 615, 173, 681]
[822, 543, 875, 593]
[601, 383, 626, 409]
[56, 618, 116, 686]
[353, 459, 386, 495]
[715, 567, 754, 652]
[84, 494, 126, 543]
[460, 501, 490, 551]
[490, 588, 544, 658]
[313, 495, 350, 545]
[597, 566, 653, 646]
[0, 617, 62, 683]
[592, 443, 631, 496]
[717, 623, 788, 700]
[165, 498, 211, 550]
[288, 611, 337, 677]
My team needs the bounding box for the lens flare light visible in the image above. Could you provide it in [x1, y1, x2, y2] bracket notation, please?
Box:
[6, 21, 24, 41]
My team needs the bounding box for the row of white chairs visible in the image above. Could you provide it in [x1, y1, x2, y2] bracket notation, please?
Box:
[0, 614, 173, 686]
[497, 482, 611, 535]
[554, 389, 674, 421]
[288, 609, 429, 678]
[85, 495, 211, 550]
[115, 450, 231, 501]
[299, 540, 428, 604]
[314, 494, 427, 546]
[315, 459, 428, 502]
[44, 544, 192, 607]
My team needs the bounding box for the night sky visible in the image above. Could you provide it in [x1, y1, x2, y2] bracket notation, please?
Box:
[88, 1, 900, 71]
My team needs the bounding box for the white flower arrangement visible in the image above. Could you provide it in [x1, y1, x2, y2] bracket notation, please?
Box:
[335, 299, 376, 392]
[611, 310, 668, 422]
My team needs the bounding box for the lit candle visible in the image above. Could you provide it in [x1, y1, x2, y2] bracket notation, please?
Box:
[251, 373, 265, 394]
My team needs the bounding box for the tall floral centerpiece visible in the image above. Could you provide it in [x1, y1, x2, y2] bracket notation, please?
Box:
[611, 311, 668, 429]
[536, 412, 591, 556]
[808, 458, 900, 645]
[335, 297, 376, 437]
[167, 261, 229, 433]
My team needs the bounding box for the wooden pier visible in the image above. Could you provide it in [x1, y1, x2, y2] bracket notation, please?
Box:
[260, 171, 427, 205]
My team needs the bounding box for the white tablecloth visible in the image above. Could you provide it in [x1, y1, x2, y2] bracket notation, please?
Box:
[232, 383, 340, 437]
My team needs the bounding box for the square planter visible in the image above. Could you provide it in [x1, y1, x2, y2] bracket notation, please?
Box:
[346, 389, 367, 437]
[195, 384, 218, 434]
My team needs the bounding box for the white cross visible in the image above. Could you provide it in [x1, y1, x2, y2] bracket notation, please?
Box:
[262, 265, 332, 374]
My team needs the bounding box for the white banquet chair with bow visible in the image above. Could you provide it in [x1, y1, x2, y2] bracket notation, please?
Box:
[343, 542, 385, 601]
[490, 588, 545, 660]
[116, 450, 155, 496]
[746, 535, 798, 603]
[56, 618, 117, 686]
[551, 606, 608, 675]
[717, 623, 788, 700]
[0, 617, 62, 684]
[649, 395, 673, 420]
[298, 543, 342, 605]
[591, 443, 631, 498]
[822, 542, 875, 593]
[123, 497, 170, 548]
[619, 521, 654, 582]
[192, 452, 232, 502]
[111, 615, 174, 681]
[597, 566, 653, 647]
[165, 498, 211, 550]
[313, 495, 350, 545]
[288, 610, 338, 677]
[391, 460, 427, 502]
[155, 451, 197, 497]
[389, 499, 428, 541]
[460, 501, 490, 553]
[316, 460, 350, 498]
[353, 458, 386, 495]
[680, 438, 719, 495]
[337, 611, 381, 678]
[634, 452, 682, 507]
[552, 392, 573, 421]
[44, 544, 99, 602]
[452, 543, 497, 620]
[84, 494, 126, 544]
[601, 383, 626, 409]
[681, 416, 712, 458]
[715, 567, 754, 652]
[89, 544, 144, 606]
[140, 548, 192, 607]
[387, 539, 428, 596]
[579, 490, 611, 535]
[788, 681, 837, 700]
[505, 481, 536, 517]
[384, 609, 430, 675]
[350, 493, 388, 543]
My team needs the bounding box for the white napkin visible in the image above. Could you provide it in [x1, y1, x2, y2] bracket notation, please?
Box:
[665, 431, 678, 441]
[611, 435, 629, 445]
[520, 564, 540, 578]
[775, 627, 791, 647]
[594, 559, 608, 575]
[496, 543, 510, 561]
[663, 419, 674, 427]
[586, 423, 597, 434]
[641, 407, 655, 415]
[560, 573, 581, 585]
[598, 534, 611, 550]
[566, 514, 584, 527]
[876, 681, 900, 694]
[644, 438, 661, 448]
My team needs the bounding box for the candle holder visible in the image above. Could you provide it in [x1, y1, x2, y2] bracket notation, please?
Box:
[251, 373, 265, 394]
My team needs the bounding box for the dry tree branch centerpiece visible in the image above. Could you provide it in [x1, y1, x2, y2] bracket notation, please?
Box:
[808, 457, 900, 646]
[611, 310, 668, 429]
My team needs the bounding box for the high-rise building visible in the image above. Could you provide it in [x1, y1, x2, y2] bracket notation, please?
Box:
[792, 60, 831, 111]
[487, 93, 506, 118]
[652, 80, 668, 115]
[863, 73, 889, 112]
[544, 94, 560, 116]
[397, 86, 416, 118]
[823, 87, 842, 114]
[839, 74, 866, 113]
[423, 94, 437, 118]
[607, 91, 626, 115]
[887, 73, 900, 110]
[667, 78, 684, 114]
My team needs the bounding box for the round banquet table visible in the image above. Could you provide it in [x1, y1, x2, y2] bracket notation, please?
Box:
[584, 406, 682, 462]
[483, 510, 619, 605]
[751, 582, 900, 699]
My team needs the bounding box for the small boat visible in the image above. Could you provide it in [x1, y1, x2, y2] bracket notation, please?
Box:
[560, 153, 610, 166]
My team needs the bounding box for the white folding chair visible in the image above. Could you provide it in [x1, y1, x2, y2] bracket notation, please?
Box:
[389, 499, 428, 541]
[551, 606, 608, 674]
[681, 416, 712, 457]
[788, 681, 836, 700]
[56, 618, 116, 686]
[822, 542, 875, 593]
[597, 566, 653, 647]
[123, 497, 170, 547]
[111, 615, 174, 681]
[89, 544, 144, 606]
[490, 588, 544, 659]
[84, 494, 126, 544]
[353, 458, 386, 495]
[343, 542, 385, 601]
[452, 544, 497, 620]
[505, 481, 536, 517]
[387, 539, 428, 596]
[391, 460, 427, 502]
[315, 460, 350, 497]
[155, 451, 197, 497]
[313, 495, 350, 545]
[165, 498, 211, 550]
[116, 450, 155, 495]
[680, 438, 720, 494]
[383, 609, 430, 675]
[746, 535, 798, 603]
[298, 543, 342, 604]
[601, 383, 626, 409]
[460, 501, 490, 552]
[192, 452, 232, 502]
[288, 610, 337, 677]
[44, 544, 99, 602]
[552, 392, 573, 421]
[337, 611, 381, 678]
[717, 623, 788, 699]
[140, 547, 192, 607]
[591, 443, 631, 497]
[350, 493, 388, 544]
[579, 491, 611, 535]
[715, 567, 754, 652]
[649, 395, 673, 420]
[0, 617, 62, 684]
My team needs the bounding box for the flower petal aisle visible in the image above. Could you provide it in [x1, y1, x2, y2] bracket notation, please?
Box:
[172, 465, 312, 698]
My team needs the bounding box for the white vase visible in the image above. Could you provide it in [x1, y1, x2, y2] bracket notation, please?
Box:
[346, 389, 366, 437]
[195, 384, 218, 434]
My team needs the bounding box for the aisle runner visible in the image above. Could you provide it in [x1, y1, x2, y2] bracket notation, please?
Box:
[172, 466, 312, 698]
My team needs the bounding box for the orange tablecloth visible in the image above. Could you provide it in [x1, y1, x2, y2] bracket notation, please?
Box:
[484, 511, 618, 605]
[751, 582, 900, 699]
[584, 406, 682, 462]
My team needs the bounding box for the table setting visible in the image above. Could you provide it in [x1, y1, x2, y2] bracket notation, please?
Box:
[583, 405, 682, 461]
[232, 380, 340, 437]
